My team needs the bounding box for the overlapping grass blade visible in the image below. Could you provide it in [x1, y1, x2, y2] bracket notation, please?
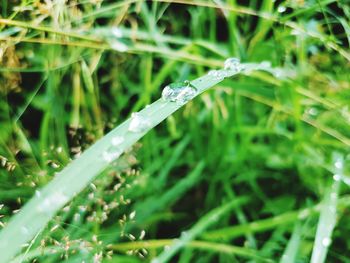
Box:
[112, 239, 270, 262]
[151, 197, 250, 263]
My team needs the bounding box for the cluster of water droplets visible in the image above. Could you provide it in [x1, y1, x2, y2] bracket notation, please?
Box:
[224, 57, 243, 72]
[161, 80, 197, 105]
[332, 155, 347, 184]
[102, 135, 125, 163]
[101, 111, 154, 163]
[207, 70, 228, 81]
[207, 57, 243, 81]
[161, 57, 244, 105]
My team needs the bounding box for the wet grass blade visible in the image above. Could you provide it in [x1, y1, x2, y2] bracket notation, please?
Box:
[310, 179, 340, 263]
[310, 156, 343, 263]
[0, 62, 263, 262]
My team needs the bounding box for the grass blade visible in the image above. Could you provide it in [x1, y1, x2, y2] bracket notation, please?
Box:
[280, 224, 302, 263]
[112, 239, 271, 262]
[0, 61, 262, 262]
[310, 156, 343, 263]
[151, 197, 250, 263]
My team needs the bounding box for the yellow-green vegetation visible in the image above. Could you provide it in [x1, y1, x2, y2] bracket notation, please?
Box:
[0, 0, 349, 262]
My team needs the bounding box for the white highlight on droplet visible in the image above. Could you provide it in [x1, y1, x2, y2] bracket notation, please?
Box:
[128, 112, 151, 133]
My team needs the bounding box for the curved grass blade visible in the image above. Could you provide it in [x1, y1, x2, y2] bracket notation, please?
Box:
[0, 61, 263, 262]
[112, 239, 271, 262]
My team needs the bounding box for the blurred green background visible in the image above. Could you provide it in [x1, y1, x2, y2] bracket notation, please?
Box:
[0, 0, 350, 262]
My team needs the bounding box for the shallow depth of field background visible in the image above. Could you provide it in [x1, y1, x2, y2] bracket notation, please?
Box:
[0, 0, 350, 262]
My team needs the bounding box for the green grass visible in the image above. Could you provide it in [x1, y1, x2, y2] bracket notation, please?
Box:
[0, 0, 350, 262]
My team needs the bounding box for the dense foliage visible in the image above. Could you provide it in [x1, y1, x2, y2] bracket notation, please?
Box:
[0, 0, 349, 262]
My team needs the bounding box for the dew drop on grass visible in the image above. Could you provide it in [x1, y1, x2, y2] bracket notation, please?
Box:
[111, 136, 124, 146]
[164, 245, 170, 250]
[333, 174, 341, 181]
[180, 231, 190, 239]
[273, 69, 283, 78]
[102, 148, 122, 163]
[161, 81, 197, 105]
[334, 160, 343, 169]
[224, 57, 242, 72]
[207, 70, 227, 81]
[109, 41, 128, 52]
[128, 112, 151, 133]
[278, 5, 286, 13]
[322, 237, 332, 247]
[306, 107, 318, 116]
[112, 27, 123, 38]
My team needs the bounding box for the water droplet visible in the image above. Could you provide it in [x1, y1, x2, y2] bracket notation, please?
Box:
[306, 107, 318, 116]
[109, 40, 128, 52]
[278, 6, 286, 13]
[334, 160, 343, 170]
[161, 81, 197, 105]
[224, 57, 242, 72]
[102, 148, 122, 163]
[128, 112, 151, 133]
[164, 245, 171, 251]
[180, 231, 190, 240]
[333, 174, 341, 181]
[111, 136, 124, 146]
[322, 237, 332, 247]
[112, 27, 123, 38]
[273, 69, 283, 78]
[207, 70, 227, 81]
